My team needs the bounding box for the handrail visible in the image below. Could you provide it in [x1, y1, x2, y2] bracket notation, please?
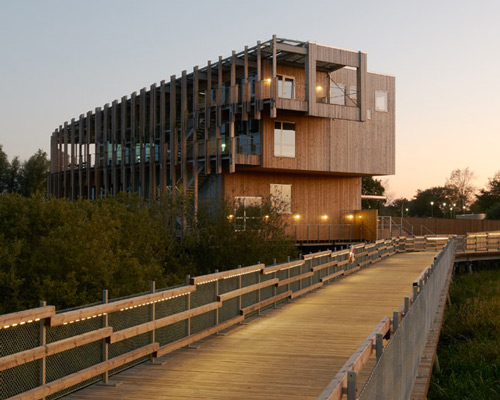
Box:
[0, 235, 471, 400]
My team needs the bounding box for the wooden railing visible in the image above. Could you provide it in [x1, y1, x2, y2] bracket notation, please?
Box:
[0, 235, 450, 400]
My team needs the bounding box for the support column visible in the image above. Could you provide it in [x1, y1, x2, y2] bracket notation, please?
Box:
[94, 109, 102, 199]
[205, 61, 211, 175]
[78, 115, 84, 198]
[216, 57, 222, 174]
[159, 81, 166, 197]
[86, 112, 92, 199]
[120, 96, 127, 193]
[70, 119, 75, 200]
[139, 88, 146, 198]
[103, 104, 109, 197]
[169, 76, 177, 199]
[63, 122, 68, 198]
[255, 40, 262, 120]
[229, 50, 236, 173]
[193, 66, 199, 215]
[271, 35, 277, 118]
[111, 100, 118, 195]
[181, 71, 187, 197]
[149, 84, 157, 201]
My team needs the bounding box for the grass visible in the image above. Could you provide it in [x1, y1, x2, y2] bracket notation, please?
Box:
[428, 264, 500, 400]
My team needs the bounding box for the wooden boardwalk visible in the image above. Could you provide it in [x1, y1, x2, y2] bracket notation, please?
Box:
[66, 251, 437, 400]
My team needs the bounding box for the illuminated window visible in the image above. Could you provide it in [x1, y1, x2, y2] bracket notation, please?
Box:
[274, 122, 295, 158]
[234, 196, 262, 230]
[375, 90, 388, 112]
[330, 83, 345, 105]
[277, 75, 294, 99]
[270, 184, 292, 214]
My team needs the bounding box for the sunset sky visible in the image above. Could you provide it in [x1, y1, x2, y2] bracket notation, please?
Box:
[1, 0, 499, 200]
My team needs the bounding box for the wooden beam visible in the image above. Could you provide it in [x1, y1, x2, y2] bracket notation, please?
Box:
[271, 34, 277, 118]
[255, 40, 262, 120]
[275, 42, 307, 55]
[156, 316, 243, 358]
[181, 71, 187, 196]
[191, 263, 264, 285]
[216, 56, 222, 174]
[8, 343, 159, 400]
[262, 259, 304, 274]
[130, 92, 137, 193]
[49, 285, 196, 327]
[77, 116, 84, 198]
[311, 260, 338, 272]
[303, 250, 332, 260]
[217, 279, 278, 302]
[103, 104, 109, 197]
[159, 81, 166, 197]
[139, 88, 146, 198]
[86, 111, 92, 199]
[193, 66, 199, 214]
[358, 52, 367, 122]
[70, 119, 75, 200]
[0, 306, 55, 329]
[111, 100, 118, 195]
[289, 282, 322, 299]
[149, 84, 156, 200]
[205, 60, 211, 174]
[120, 96, 127, 194]
[109, 302, 221, 344]
[277, 272, 314, 287]
[241, 291, 292, 316]
[0, 327, 112, 372]
[320, 270, 345, 283]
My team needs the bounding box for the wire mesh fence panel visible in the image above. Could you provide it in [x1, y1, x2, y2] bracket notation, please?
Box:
[156, 320, 188, 346]
[290, 280, 300, 293]
[260, 284, 274, 302]
[155, 295, 188, 319]
[359, 241, 454, 399]
[1, 359, 40, 398]
[191, 282, 216, 308]
[241, 271, 258, 288]
[219, 297, 239, 323]
[301, 277, 311, 289]
[109, 332, 150, 360]
[312, 270, 320, 284]
[191, 311, 217, 335]
[219, 276, 238, 295]
[241, 290, 258, 309]
[108, 304, 151, 332]
[46, 340, 102, 382]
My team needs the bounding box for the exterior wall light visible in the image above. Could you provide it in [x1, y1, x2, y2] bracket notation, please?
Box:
[227, 214, 234, 221]
[293, 214, 301, 221]
[321, 214, 328, 221]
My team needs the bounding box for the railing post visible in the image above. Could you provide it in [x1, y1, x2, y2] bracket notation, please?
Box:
[404, 296, 410, 315]
[215, 269, 220, 325]
[186, 275, 191, 336]
[419, 278, 424, 292]
[392, 311, 399, 333]
[150, 281, 155, 362]
[39, 300, 47, 399]
[347, 371, 357, 400]
[102, 289, 109, 384]
[375, 333, 383, 361]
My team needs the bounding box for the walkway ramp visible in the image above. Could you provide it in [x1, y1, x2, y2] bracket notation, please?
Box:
[65, 251, 437, 400]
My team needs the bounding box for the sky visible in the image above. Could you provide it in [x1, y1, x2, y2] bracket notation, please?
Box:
[1, 0, 499, 200]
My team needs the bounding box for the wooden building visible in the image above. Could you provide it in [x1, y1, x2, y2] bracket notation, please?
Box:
[48, 36, 395, 238]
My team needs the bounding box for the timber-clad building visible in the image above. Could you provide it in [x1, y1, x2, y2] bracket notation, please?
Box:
[49, 36, 395, 233]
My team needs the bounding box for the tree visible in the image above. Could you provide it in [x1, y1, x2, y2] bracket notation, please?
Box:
[0, 145, 9, 193]
[19, 149, 50, 196]
[473, 171, 500, 219]
[361, 177, 386, 211]
[409, 186, 453, 218]
[445, 168, 476, 209]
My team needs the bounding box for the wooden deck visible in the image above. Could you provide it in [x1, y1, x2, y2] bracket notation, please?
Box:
[66, 251, 437, 400]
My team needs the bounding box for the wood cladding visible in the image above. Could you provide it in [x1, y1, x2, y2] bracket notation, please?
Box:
[223, 170, 361, 224]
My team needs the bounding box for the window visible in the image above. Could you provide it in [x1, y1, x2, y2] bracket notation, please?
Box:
[375, 90, 388, 112]
[277, 75, 294, 99]
[270, 184, 292, 214]
[330, 83, 345, 105]
[274, 122, 295, 158]
[234, 196, 262, 230]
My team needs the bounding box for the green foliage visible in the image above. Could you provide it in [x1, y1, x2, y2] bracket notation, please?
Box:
[361, 177, 386, 211]
[428, 268, 500, 399]
[408, 186, 452, 218]
[0, 145, 49, 196]
[473, 171, 500, 219]
[0, 194, 297, 314]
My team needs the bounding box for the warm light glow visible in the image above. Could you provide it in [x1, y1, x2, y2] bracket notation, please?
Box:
[358, 215, 362, 219]
[265, 78, 271, 83]
[321, 214, 328, 221]
[442, 202, 446, 207]
[264, 215, 269, 220]
[316, 85, 323, 91]
[227, 214, 234, 220]
[430, 201, 434, 206]
[293, 214, 301, 221]
[347, 214, 354, 220]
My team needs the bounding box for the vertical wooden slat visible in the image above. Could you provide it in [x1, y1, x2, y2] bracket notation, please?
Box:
[78, 115, 84, 198]
[63, 122, 68, 198]
[130, 92, 137, 193]
[271, 35, 277, 118]
[181, 70, 187, 197]
[255, 40, 262, 120]
[169, 75, 177, 199]
[306, 42, 317, 116]
[230, 51, 236, 173]
[358, 51, 367, 122]
[103, 103, 109, 197]
[205, 61, 211, 174]
[243, 45, 249, 121]
[193, 66, 199, 214]
[70, 119, 76, 200]
[139, 88, 146, 198]
[111, 100, 118, 195]
[120, 96, 127, 193]
[95, 107, 102, 199]
[149, 84, 156, 201]
[216, 56, 222, 174]
[159, 81, 166, 197]
[86, 111, 92, 199]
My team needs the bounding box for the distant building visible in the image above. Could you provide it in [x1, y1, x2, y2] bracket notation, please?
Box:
[48, 36, 395, 237]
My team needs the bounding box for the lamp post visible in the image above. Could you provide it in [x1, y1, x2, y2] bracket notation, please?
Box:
[442, 202, 446, 218]
[430, 201, 434, 218]
[405, 208, 409, 217]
